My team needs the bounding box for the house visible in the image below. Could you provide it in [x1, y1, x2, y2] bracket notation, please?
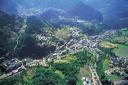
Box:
[2, 58, 26, 73]
[82, 77, 92, 85]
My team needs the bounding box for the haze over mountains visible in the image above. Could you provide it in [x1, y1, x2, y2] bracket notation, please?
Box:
[83, 0, 128, 18]
[1, 0, 128, 21]
[0, 0, 104, 22]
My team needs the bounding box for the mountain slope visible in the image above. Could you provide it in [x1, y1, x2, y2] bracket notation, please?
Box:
[69, 1, 103, 21]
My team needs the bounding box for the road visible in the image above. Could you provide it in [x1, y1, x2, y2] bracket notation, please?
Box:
[89, 64, 102, 85]
[0, 69, 24, 80]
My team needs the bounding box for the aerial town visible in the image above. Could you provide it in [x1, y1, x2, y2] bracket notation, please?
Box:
[0, 0, 128, 85]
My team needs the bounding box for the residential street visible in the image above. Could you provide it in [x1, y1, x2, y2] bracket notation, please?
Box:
[89, 64, 102, 85]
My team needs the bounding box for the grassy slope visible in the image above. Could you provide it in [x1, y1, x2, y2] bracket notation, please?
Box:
[77, 66, 91, 80]
[113, 44, 128, 57]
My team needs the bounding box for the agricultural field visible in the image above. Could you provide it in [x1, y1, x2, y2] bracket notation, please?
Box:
[77, 66, 92, 80]
[113, 44, 128, 58]
[99, 41, 117, 49]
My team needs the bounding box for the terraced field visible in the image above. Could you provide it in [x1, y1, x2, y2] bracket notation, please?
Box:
[99, 41, 117, 48]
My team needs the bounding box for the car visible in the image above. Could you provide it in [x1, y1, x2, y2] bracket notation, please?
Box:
[94, 77, 97, 79]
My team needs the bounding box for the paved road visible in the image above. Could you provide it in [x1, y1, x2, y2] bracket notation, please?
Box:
[0, 70, 23, 80]
[89, 65, 102, 85]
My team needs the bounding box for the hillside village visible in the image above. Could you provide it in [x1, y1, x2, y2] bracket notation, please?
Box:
[0, 0, 128, 85]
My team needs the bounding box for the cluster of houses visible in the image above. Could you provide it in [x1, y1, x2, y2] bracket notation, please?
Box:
[82, 77, 92, 85]
[18, 7, 42, 17]
[1, 58, 26, 74]
[0, 58, 49, 79]
[0, 58, 50, 80]
[90, 30, 116, 41]
[69, 27, 81, 38]
[105, 56, 128, 78]
[26, 59, 48, 67]
[50, 27, 99, 59]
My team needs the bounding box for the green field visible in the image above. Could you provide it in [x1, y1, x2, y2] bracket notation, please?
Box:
[77, 66, 92, 80]
[106, 74, 121, 81]
[99, 41, 117, 48]
[113, 44, 128, 57]
[103, 58, 110, 71]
